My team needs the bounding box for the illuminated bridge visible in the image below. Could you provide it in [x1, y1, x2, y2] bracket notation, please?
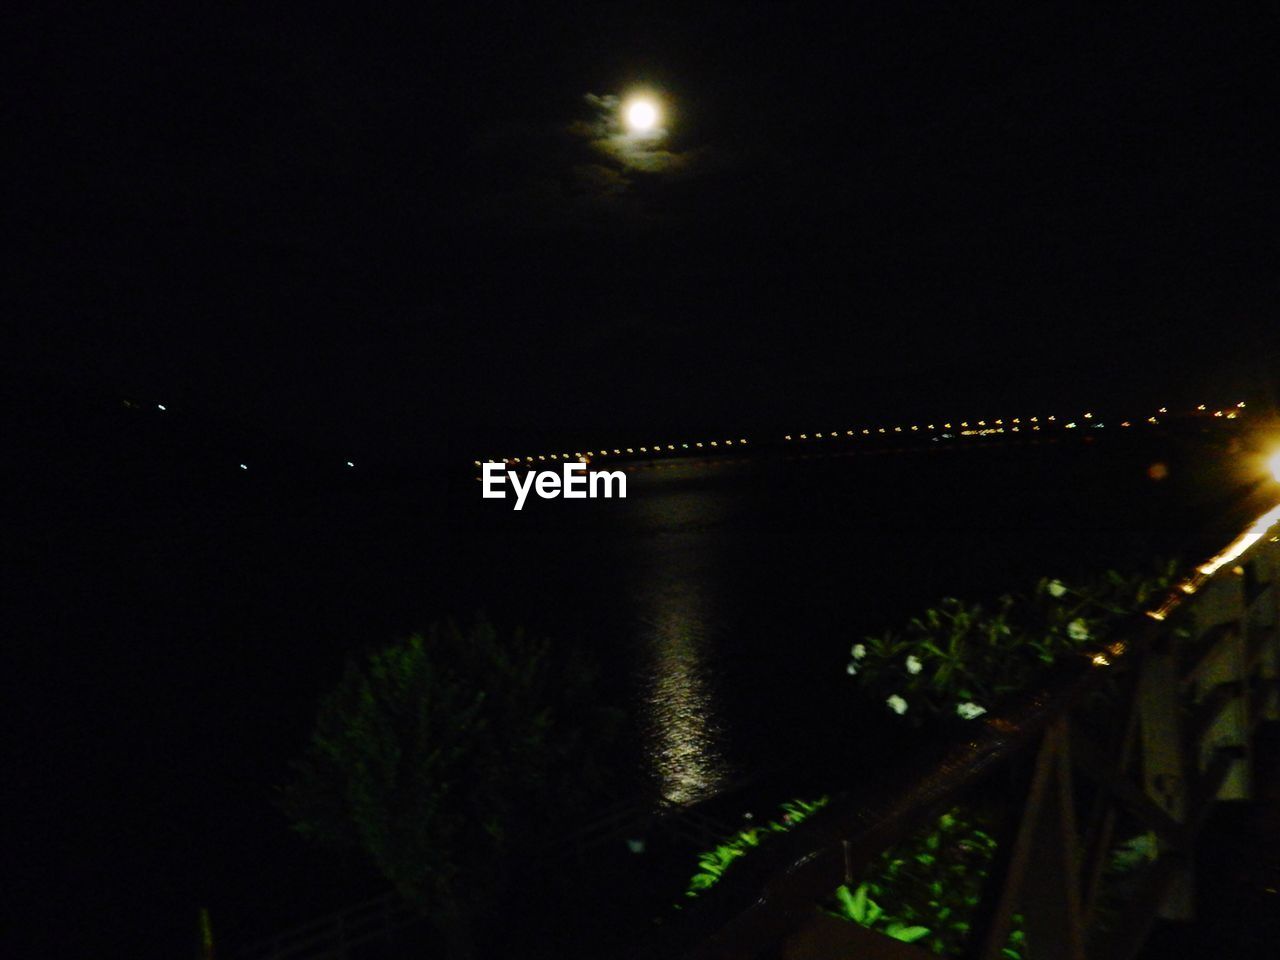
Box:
[476, 399, 1253, 472]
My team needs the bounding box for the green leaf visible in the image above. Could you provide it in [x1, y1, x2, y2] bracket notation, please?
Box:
[835, 884, 857, 917]
[885, 923, 931, 943]
[849, 882, 869, 923]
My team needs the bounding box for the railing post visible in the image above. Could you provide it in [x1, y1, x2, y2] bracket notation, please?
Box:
[1137, 640, 1192, 919]
[1253, 537, 1280, 722]
[198, 907, 215, 960]
[977, 718, 1085, 960]
[1190, 571, 1250, 801]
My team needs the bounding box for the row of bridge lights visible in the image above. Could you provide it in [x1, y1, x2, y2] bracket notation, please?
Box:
[476, 403, 1247, 468]
[787, 414, 1074, 441]
[789, 415, 1049, 440]
[783, 402, 1246, 442]
[477, 438, 751, 468]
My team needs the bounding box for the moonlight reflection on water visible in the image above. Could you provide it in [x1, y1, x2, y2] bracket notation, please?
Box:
[628, 484, 737, 805]
[639, 582, 731, 805]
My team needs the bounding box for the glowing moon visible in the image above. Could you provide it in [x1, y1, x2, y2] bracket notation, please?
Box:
[625, 99, 659, 132]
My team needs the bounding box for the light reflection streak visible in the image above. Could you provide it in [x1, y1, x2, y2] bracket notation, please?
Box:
[640, 593, 730, 805]
[1150, 499, 1280, 622]
[1196, 502, 1280, 577]
[632, 489, 733, 806]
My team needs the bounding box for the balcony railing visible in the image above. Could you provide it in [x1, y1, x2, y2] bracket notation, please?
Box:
[633, 502, 1280, 960]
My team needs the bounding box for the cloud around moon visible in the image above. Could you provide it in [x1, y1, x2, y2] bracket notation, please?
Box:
[461, 89, 709, 237]
[573, 92, 701, 176]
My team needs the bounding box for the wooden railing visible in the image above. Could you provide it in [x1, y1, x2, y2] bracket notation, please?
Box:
[636, 502, 1280, 960]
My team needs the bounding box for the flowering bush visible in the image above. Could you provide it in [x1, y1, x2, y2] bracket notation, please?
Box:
[846, 564, 1179, 725]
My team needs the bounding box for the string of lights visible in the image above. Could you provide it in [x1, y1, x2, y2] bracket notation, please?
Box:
[477, 401, 1249, 470]
[474, 438, 751, 470]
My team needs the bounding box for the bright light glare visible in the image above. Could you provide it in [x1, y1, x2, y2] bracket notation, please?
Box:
[1270, 451, 1280, 483]
[1198, 501, 1280, 577]
[625, 99, 659, 132]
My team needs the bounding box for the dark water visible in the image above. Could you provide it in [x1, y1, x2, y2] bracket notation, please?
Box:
[5, 424, 1264, 958]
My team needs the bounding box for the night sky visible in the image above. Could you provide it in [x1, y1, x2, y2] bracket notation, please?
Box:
[11, 4, 1278, 456]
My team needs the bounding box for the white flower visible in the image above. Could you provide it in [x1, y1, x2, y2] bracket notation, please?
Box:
[850, 643, 867, 659]
[846, 661, 859, 676]
[956, 701, 987, 720]
[1067, 618, 1090, 641]
[886, 694, 909, 715]
[1048, 579, 1068, 598]
[905, 655, 923, 675]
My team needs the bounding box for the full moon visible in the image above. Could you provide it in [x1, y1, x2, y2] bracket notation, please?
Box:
[625, 99, 659, 133]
